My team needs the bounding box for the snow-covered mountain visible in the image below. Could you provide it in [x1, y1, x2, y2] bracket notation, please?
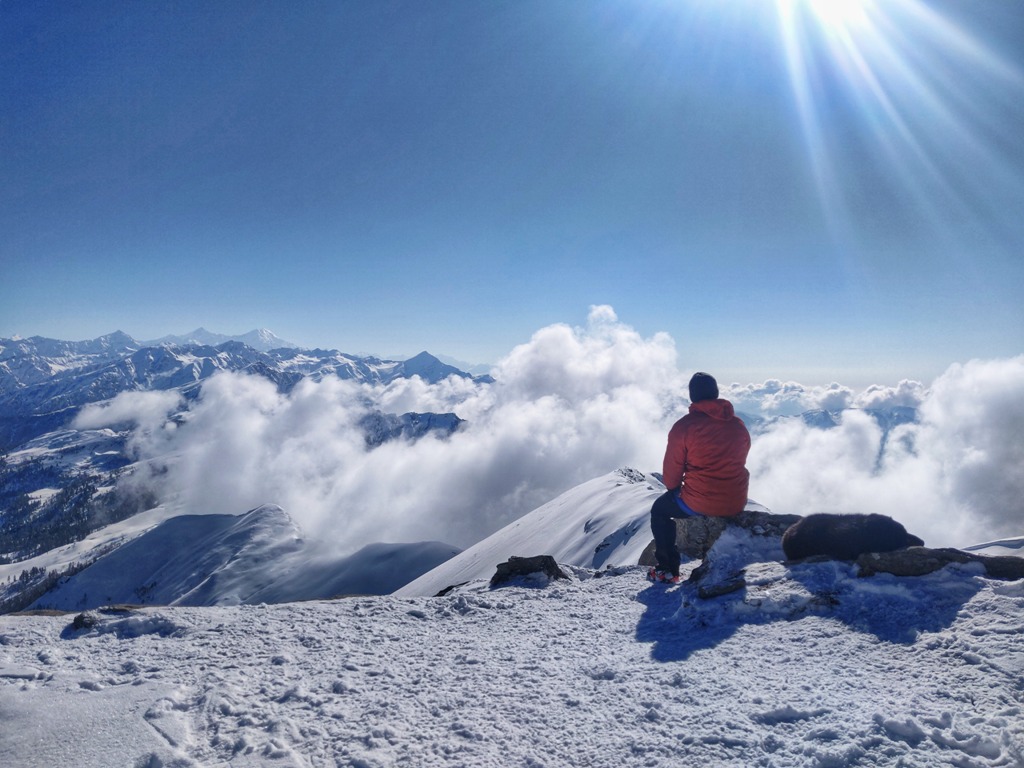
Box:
[26, 505, 460, 610]
[395, 468, 771, 597]
[0, 329, 945, 620]
[145, 327, 298, 352]
[0, 331, 139, 394]
[396, 467, 656, 597]
[0, 332, 487, 452]
[0, 332, 486, 596]
[2, 467, 661, 612]
[3, 329, 1021, 764]
[0, 464, 758, 614]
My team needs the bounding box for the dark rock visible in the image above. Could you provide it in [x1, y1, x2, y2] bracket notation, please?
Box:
[98, 604, 140, 614]
[731, 509, 805, 539]
[697, 571, 747, 599]
[782, 513, 924, 561]
[71, 612, 100, 631]
[67, 605, 139, 633]
[979, 555, 1024, 581]
[490, 555, 568, 588]
[434, 582, 468, 598]
[856, 547, 1024, 580]
[633, 500, 1024, 590]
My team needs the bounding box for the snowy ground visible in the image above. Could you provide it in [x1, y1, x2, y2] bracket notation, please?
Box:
[2, 530, 1023, 767]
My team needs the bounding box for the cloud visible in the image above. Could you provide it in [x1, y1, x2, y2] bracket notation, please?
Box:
[814, 382, 855, 412]
[912, 357, 1024, 538]
[116, 308, 1024, 554]
[748, 356, 1024, 546]
[75, 390, 183, 432]
[726, 378, 922, 416]
[129, 309, 680, 550]
[729, 378, 839, 415]
[852, 379, 927, 410]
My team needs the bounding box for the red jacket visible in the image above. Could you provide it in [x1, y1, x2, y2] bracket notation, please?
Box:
[662, 399, 751, 517]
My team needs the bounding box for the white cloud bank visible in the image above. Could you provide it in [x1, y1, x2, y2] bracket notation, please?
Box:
[98, 308, 1024, 553]
[724, 377, 929, 416]
[746, 356, 1024, 546]
[75, 390, 183, 432]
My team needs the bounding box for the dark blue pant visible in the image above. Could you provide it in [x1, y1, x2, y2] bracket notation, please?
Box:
[650, 490, 698, 576]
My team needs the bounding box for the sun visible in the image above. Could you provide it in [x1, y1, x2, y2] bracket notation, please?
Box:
[793, 0, 870, 31]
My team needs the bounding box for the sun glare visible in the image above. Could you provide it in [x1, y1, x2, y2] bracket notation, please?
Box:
[774, 0, 1024, 258]
[794, 0, 869, 30]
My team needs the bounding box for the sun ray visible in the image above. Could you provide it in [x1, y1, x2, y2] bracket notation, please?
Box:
[775, 0, 1024, 262]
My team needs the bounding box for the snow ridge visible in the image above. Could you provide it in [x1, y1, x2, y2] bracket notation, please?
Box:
[24, 505, 462, 611]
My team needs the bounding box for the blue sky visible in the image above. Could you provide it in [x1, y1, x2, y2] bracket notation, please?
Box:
[3, 0, 1022, 387]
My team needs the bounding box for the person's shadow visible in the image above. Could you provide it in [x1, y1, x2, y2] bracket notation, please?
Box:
[634, 557, 984, 662]
[634, 578, 742, 662]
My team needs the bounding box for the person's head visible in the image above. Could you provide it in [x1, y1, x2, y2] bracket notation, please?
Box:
[688, 372, 719, 403]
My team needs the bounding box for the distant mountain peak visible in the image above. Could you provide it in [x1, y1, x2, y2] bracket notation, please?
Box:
[147, 328, 298, 353]
[406, 351, 439, 363]
[399, 351, 480, 384]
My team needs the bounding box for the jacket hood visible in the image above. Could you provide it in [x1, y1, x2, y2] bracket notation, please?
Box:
[689, 398, 736, 420]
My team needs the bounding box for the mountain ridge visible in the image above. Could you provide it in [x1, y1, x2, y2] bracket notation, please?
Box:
[24, 504, 461, 610]
[0, 333, 488, 453]
[144, 327, 298, 353]
[0, 331, 950, 619]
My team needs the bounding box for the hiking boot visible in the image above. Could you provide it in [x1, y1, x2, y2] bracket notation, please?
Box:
[647, 567, 680, 584]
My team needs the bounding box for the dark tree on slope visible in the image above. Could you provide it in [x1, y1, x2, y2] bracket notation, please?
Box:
[0, 461, 157, 560]
[0, 558, 101, 614]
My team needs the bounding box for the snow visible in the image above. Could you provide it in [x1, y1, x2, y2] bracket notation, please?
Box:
[2, 539, 1023, 767]
[397, 468, 768, 598]
[7, 428, 125, 470]
[0, 468, 664, 609]
[966, 537, 1024, 558]
[395, 469, 661, 597]
[0, 503, 179, 587]
[22, 505, 462, 610]
[26, 488, 59, 505]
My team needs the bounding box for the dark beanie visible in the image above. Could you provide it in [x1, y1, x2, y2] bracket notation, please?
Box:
[689, 372, 719, 403]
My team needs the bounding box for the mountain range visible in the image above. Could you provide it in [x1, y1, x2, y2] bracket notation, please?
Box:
[1, 329, 925, 615]
[7, 469, 665, 613]
[3, 332, 1024, 767]
[0, 330, 485, 600]
[0, 330, 488, 452]
[145, 327, 298, 352]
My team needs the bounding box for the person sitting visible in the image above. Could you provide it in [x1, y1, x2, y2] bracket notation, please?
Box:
[648, 372, 751, 583]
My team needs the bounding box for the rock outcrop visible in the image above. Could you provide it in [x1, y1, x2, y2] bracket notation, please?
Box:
[638, 510, 804, 565]
[782, 513, 924, 561]
[638, 510, 1024, 597]
[490, 555, 568, 588]
[854, 547, 1024, 580]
